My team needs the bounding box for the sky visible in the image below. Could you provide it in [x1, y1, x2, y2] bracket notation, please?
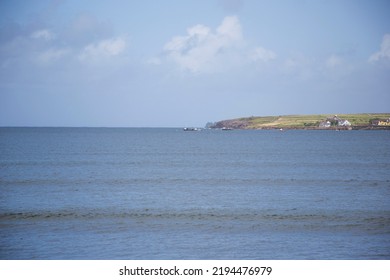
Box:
[0, 0, 389, 127]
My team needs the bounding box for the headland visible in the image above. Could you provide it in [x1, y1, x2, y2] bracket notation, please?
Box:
[208, 113, 390, 130]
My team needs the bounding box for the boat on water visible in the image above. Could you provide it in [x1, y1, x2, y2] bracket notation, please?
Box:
[221, 127, 233, 131]
[183, 127, 200, 131]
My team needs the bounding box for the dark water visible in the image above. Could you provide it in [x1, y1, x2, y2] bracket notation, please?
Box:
[0, 128, 389, 259]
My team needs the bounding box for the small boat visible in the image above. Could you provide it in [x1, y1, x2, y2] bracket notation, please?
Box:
[221, 127, 233, 131]
[183, 127, 200, 131]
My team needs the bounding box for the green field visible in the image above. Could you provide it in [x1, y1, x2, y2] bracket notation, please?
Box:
[214, 113, 390, 129]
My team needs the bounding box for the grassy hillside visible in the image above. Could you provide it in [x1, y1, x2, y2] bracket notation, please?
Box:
[212, 113, 390, 129]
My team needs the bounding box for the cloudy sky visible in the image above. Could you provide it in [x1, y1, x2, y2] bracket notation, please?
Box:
[1, 0, 389, 127]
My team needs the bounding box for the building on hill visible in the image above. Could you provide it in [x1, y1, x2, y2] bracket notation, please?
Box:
[338, 119, 351, 126]
[319, 115, 351, 128]
[371, 118, 390, 127]
[319, 120, 331, 128]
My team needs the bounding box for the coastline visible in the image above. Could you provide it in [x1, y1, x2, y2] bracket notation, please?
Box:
[209, 113, 390, 130]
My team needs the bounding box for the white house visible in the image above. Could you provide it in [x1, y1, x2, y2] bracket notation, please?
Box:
[319, 120, 331, 128]
[319, 115, 352, 128]
[338, 119, 351, 126]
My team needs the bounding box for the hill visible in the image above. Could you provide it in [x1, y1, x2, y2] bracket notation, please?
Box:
[210, 113, 390, 130]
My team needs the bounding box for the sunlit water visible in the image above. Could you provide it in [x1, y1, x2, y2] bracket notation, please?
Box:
[1, 128, 389, 259]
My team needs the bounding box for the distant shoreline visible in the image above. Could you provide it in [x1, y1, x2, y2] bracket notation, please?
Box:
[208, 113, 390, 130]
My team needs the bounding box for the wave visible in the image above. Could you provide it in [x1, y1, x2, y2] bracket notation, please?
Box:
[2, 208, 389, 232]
[1, 177, 389, 188]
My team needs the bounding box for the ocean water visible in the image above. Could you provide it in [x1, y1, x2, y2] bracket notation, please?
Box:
[0, 127, 389, 259]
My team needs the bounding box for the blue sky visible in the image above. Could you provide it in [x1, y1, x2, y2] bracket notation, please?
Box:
[0, 0, 389, 127]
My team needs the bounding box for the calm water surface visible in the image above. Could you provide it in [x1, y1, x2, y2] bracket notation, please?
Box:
[0, 128, 389, 259]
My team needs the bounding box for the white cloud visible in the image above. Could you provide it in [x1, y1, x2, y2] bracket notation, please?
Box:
[163, 16, 244, 73]
[31, 29, 56, 41]
[79, 37, 126, 61]
[250, 47, 276, 62]
[216, 16, 242, 42]
[164, 24, 211, 52]
[369, 34, 390, 62]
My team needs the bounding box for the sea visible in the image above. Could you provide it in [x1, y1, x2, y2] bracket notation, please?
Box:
[0, 127, 389, 260]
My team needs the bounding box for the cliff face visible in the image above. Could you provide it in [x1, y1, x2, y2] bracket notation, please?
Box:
[212, 119, 250, 129]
